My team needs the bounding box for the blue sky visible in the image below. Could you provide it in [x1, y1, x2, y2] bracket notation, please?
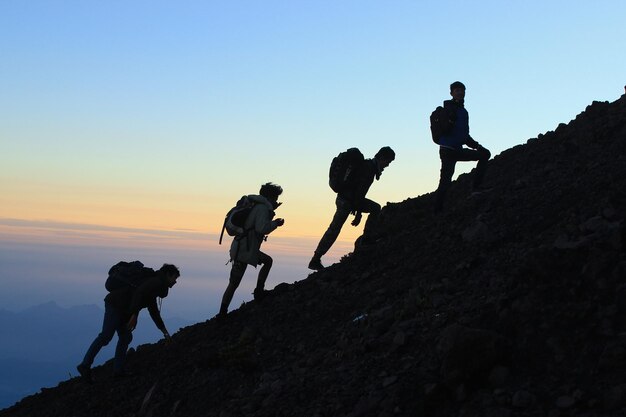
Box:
[1, 0, 625, 318]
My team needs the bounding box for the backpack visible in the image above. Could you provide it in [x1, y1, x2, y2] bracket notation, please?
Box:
[219, 195, 256, 245]
[105, 260, 154, 292]
[328, 148, 364, 193]
[429, 105, 455, 144]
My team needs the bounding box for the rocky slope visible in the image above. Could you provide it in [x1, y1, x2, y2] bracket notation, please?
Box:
[3, 95, 626, 417]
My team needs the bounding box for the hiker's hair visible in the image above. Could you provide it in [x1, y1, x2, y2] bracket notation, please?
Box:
[450, 81, 466, 92]
[259, 182, 283, 201]
[158, 264, 180, 278]
[375, 146, 396, 162]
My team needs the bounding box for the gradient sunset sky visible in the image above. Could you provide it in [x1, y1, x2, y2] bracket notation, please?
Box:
[1, 1, 625, 319]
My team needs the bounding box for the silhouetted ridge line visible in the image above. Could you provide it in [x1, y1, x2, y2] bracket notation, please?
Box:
[2, 95, 626, 417]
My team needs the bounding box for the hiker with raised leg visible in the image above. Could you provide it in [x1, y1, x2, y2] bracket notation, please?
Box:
[77, 263, 180, 382]
[308, 146, 395, 271]
[432, 81, 491, 213]
[218, 182, 284, 318]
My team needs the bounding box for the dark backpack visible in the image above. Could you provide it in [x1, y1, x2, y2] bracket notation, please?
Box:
[105, 260, 154, 292]
[219, 196, 256, 245]
[429, 105, 455, 144]
[329, 148, 364, 193]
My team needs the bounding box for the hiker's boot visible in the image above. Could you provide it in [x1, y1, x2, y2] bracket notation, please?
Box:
[308, 256, 324, 271]
[354, 234, 379, 251]
[253, 288, 266, 301]
[76, 364, 93, 384]
[216, 305, 228, 320]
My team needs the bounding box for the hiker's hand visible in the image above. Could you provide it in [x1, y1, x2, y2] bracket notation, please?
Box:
[351, 212, 362, 226]
[275, 218, 284, 227]
[127, 314, 138, 331]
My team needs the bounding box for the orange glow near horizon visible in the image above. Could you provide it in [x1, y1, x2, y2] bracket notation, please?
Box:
[0, 177, 365, 242]
[0, 217, 358, 261]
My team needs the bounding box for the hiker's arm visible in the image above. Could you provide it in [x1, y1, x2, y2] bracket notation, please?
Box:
[351, 165, 374, 209]
[147, 301, 166, 332]
[150, 307, 171, 342]
[255, 207, 280, 235]
[350, 177, 368, 208]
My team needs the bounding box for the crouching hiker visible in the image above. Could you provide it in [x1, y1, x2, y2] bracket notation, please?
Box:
[76, 263, 180, 382]
[218, 182, 285, 318]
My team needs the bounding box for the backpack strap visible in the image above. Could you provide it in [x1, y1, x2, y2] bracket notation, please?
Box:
[218, 220, 227, 245]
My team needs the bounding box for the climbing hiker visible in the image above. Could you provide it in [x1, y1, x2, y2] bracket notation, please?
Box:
[433, 81, 492, 213]
[308, 146, 395, 271]
[218, 182, 285, 317]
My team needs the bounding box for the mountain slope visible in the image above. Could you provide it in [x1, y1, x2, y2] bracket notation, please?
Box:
[3, 95, 626, 417]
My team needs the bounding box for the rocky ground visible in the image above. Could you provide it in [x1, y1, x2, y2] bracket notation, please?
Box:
[2, 95, 626, 417]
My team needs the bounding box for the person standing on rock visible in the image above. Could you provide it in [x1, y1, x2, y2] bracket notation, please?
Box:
[77, 263, 180, 382]
[434, 81, 492, 213]
[218, 182, 285, 318]
[308, 146, 396, 271]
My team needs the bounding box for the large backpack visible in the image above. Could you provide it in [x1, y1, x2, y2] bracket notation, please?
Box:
[219, 196, 256, 245]
[105, 260, 154, 292]
[429, 105, 455, 144]
[328, 148, 365, 193]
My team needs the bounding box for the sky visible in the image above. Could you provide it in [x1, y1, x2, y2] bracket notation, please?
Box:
[1, 0, 625, 322]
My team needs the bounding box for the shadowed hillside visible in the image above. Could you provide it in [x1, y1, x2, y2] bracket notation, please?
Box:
[2, 95, 626, 417]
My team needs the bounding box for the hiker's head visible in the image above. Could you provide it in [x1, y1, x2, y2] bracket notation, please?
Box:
[375, 146, 395, 169]
[159, 264, 180, 287]
[260, 182, 283, 207]
[450, 81, 466, 102]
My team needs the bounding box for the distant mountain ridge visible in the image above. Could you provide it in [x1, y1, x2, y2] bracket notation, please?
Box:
[0, 302, 191, 410]
[2, 95, 626, 416]
[0, 302, 101, 360]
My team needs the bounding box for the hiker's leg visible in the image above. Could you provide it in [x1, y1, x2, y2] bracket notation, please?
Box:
[434, 148, 457, 212]
[255, 251, 273, 292]
[451, 147, 491, 189]
[473, 147, 491, 188]
[359, 198, 382, 236]
[113, 325, 133, 373]
[80, 303, 120, 367]
[313, 197, 351, 258]
[220, 261, 247, 313]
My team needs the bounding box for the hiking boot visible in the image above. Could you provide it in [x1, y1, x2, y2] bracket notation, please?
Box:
[308, 257, 324, 271]
[253, 288, 266, 301]
[216, 305, 228, 320]
[355, 234, 377, 249]
[76, 364, 93, 384]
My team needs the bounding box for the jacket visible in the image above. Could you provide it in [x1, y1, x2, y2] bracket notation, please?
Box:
[229, 194, 280, 265]
[339, 158, 380, 208]
[439, 99, 480, 150]
[104, 272, 170, 330]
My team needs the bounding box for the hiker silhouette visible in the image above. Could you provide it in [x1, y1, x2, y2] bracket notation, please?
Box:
[76, 263, 180, 382]
[433, 81, 492, 213]
[308, 146, 395, 271]
[218, 182, 285, 317]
